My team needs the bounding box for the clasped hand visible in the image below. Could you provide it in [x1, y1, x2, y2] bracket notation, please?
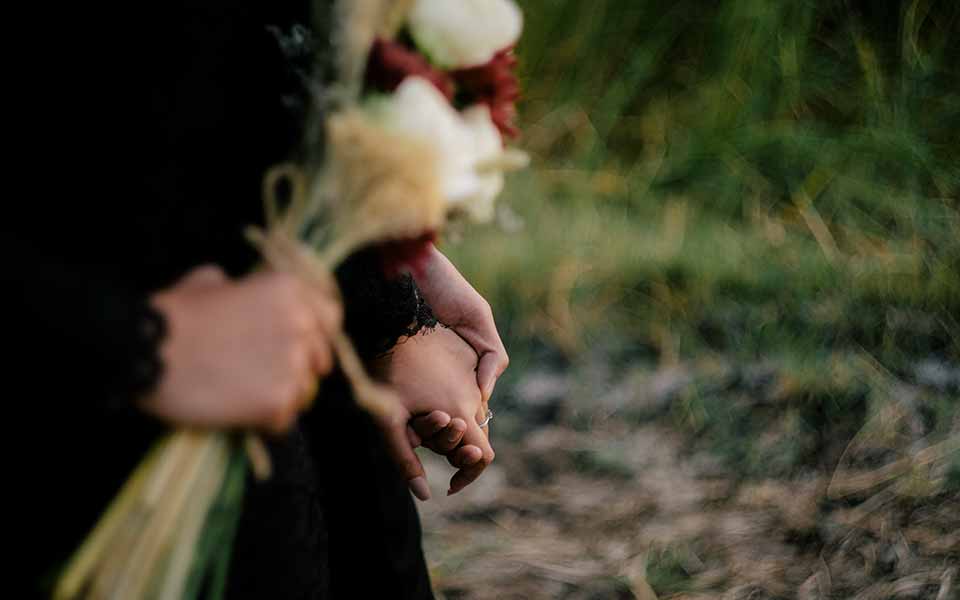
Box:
[145, 246, 505, 498]
[381, 243, 508, 496]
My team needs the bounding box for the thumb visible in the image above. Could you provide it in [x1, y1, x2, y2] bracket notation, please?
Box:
[476, 351, 506, 403]
[378, 411, 431, 501]
[181, 264, 228, 288]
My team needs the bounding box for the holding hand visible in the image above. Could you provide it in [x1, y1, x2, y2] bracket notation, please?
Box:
[145, 265, 340, 434]
[377, 326, 495, 496]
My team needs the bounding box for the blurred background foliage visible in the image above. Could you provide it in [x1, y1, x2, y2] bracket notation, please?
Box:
[445, 0, 959, 450]
[453, 0, 958, 361]
[426, 1, 959, 597]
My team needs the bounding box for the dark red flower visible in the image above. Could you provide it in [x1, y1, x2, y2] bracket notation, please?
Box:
[452, 47, 520, 138]
[366, 38, 455, 100]
[377, 231, 438, 279]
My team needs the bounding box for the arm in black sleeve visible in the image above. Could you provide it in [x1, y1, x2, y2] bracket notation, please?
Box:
[10, 231, 169, 592]
[7, 233, 168, 418]
[335, 248, 438, 361]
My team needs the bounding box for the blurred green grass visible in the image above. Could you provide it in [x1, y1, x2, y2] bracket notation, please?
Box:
[443, 0, 959, 476]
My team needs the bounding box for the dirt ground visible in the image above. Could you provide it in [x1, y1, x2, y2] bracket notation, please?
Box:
[417, 365, 959, 600]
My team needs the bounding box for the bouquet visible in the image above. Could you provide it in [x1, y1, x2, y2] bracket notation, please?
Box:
[54, 0, 527, 598]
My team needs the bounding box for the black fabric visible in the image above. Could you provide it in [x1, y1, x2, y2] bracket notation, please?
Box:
[339, 251, 438, 359]
[14, 2, 435, 598]
[227, 374, 434, 600]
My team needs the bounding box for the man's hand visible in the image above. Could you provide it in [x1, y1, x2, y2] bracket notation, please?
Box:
[146, 265, 340, 434]
[412, 244, 509, 402]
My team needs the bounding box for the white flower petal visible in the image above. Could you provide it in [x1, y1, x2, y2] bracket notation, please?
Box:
[458, 104, 504, 222]
[408, 0, 523, 69]
[367, 77, 506, 223]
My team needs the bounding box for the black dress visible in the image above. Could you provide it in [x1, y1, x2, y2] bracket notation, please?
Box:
[12, 2, 435, 598]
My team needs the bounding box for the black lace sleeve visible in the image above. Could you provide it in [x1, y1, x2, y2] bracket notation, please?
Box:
[335, 248, 437, 360]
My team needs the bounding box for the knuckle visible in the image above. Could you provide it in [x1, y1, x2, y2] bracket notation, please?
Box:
[273, 271, 298, 288]
[290, 308, 315, 334]
[467, 299, 493, 323]
[274, 274, 304, 303]
[480, 298, 494, 319]
[287, 347, 306, 372]
[268, 412, 294, 435]
[314, 346, 333, 375]
[279, 304, 312, 336]
[320, 299, 343, 331]
[273, 381, 299, 409]
[260, 270, 284, 287]
[193, 264, 225, 281]
[264, 399, 295, 433]
[260, 389, 283, 415]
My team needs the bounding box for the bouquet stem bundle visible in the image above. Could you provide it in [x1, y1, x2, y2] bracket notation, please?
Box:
[54, 432, 237, 600]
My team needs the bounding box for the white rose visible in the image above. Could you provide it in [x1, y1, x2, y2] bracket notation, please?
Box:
[407, 0, 523, 69]
[367, 76, 506, 222]
[457, 104, 505, 222]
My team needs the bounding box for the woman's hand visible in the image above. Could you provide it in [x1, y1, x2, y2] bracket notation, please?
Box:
[412, 244, 509, 403]
[144, 265, 340, 434]
[378, 326, 495, 495]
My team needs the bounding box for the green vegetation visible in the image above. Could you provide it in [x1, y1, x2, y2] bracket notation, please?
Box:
[424, 3, 958, 597]
[446, 0, 959, 470]
[455, 0, 959, 359]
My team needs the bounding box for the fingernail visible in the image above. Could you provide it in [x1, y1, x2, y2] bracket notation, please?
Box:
[409, 476, 431, 501]
[447, 428, 461, 443]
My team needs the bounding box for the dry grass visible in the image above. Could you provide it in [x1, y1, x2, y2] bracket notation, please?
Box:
[419, 359, 958, 599]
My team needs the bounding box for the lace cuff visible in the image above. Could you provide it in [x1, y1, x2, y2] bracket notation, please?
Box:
[336, 249, 437, 360]
[102, 299, 168, 411]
